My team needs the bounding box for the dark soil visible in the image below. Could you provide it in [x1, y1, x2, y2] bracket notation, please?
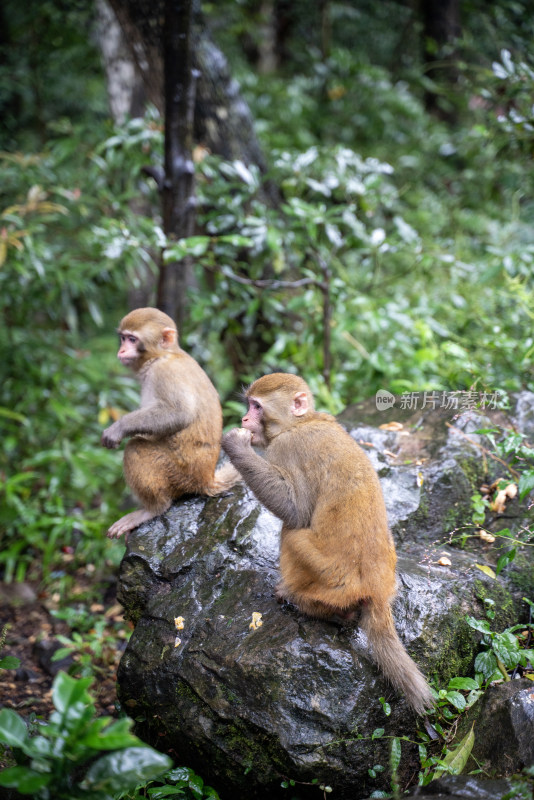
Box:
[0, 577, 129, 768]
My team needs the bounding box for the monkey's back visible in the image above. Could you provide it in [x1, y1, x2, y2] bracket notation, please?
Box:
[271, 415, 397, 605]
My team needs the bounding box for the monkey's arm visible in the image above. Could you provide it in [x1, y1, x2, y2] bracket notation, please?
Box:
[101, 362, 197, 448]
[222, 429, 301, 527]
[101, 402, 196, 448]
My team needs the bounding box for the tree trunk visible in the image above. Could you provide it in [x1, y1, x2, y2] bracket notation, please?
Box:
[420, 0, 461, 121]
[95, 0, 146, 122]
[104, 0, 278, 322]
[156, 0, 196, 327]
[106, 0, 268, 170]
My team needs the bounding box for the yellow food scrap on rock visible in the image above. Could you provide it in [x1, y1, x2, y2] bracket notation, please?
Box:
[174, 636, 182, 648]
[249, 612, 263, 630]
[174, 616, 185, 630]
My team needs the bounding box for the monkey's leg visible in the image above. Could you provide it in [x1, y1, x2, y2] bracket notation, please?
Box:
[279, 527, 362, 617]
[107, 441, 174, 539]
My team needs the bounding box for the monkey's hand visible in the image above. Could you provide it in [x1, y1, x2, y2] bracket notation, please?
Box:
[222, 427, 253, 457]
[101, 421, 124, 449]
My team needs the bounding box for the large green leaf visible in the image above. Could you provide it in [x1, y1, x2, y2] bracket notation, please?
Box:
[493, 632, 521, 668]
[390, 737, 402, 772]
[0, 765, 51, 794]
[80, 717, 140, 750]
[438, 726, 475, 777]
[465, 615, 491, 635]
[82, 746, 172, 793]
[448, 677, 479, 691]
[0, 708, 28, 749]
[445, 691, 466, 711]
[474, 650, 498, 680]
[52, 672, 93, 715]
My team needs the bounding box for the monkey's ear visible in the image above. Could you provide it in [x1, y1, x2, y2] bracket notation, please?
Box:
[291, 391, 309, 417]
[160, 327, 177, 348]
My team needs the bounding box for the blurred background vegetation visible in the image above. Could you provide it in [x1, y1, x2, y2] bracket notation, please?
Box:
[0, 0, 533, 588]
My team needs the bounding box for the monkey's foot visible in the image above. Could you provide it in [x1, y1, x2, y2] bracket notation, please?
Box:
[275, 581, 290, 604]
[107, 509, 157, 539]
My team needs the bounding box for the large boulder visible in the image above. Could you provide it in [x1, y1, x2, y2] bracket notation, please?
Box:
[116, 394, 533, 799]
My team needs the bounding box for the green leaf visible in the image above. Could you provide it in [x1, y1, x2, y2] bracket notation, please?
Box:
[518, 470, 534, 500]
[465, 616, 491, 634]
[52, 672, 93, 714]
[218, 234, 254, 248]
[448, 677, 479, 691]
[164, 236, 211, 261]
[0, 766, 51, 793]
[474, 650, 498, 680]
[439, 725, 475, 776]
[166, 767, 194, 783]
[445, 691, 466, 711]
[390, 738, 402, 772]
[0, 708, 29, 748]
[495, 548, 516, 576]
[493, 632, 521, 668]
[0, 406, 28, 423]
[24, 735, 52, 758]
[82, 746, 172, 793]
[379, 696, 391, 716]
[188, 773, 205, 799]
[80, 717, 140, 750]
[0, 656, 21, 669]
[371, 728, 385, 740]
[51, 647, 73, 661]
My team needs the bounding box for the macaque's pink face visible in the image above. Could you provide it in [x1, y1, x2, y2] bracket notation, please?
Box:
[117, 330, 140, 368]
[242, 397, 267, 447]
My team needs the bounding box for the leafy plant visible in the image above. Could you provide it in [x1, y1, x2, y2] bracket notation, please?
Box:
[477, 427, 534, 501]
[50, 611, 130, 679]
[121, 766, 220, 799]
[0, 625, 20, 671]
[0, 672, 171, 799]
[466, 599, 534, 683]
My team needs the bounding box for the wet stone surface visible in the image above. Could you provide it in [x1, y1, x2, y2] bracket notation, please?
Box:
[117, 394, 534, 799]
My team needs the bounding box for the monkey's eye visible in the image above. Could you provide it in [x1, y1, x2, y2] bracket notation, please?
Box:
[250, 400, 261, 411]
[128, 336, 137, 344]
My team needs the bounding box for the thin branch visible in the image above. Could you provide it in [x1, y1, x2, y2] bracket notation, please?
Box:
[222, 269, 319, 291]
[207, 260, 332, 387]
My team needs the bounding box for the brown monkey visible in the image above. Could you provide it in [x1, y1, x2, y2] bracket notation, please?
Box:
[222, 373, 433, 714]
[101, 307, 239, 538]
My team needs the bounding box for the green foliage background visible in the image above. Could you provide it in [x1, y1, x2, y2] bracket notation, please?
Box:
[0, 0, 533, 583]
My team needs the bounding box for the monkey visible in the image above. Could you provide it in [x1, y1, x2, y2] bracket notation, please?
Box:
[101, 307, 239, 539]
[221, 373, 434, 715]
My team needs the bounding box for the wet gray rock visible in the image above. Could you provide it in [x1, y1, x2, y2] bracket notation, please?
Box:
[403, 774, 524, 800]
[117, 394, 534, 800]
[513, 391, 534, 438]
[456, 679, 534, 776]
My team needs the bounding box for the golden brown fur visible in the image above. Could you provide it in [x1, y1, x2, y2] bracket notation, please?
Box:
[102, 307, 239, 538]
[222, 372, 433, 714]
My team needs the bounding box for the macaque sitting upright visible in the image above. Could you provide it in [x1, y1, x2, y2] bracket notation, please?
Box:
[222, 372, 433, 715]
[101, 307, 239, 538]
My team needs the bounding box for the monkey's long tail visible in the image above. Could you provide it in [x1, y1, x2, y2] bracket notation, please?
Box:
[359, 600, 434, 715]
[205, 461, 242, 495]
